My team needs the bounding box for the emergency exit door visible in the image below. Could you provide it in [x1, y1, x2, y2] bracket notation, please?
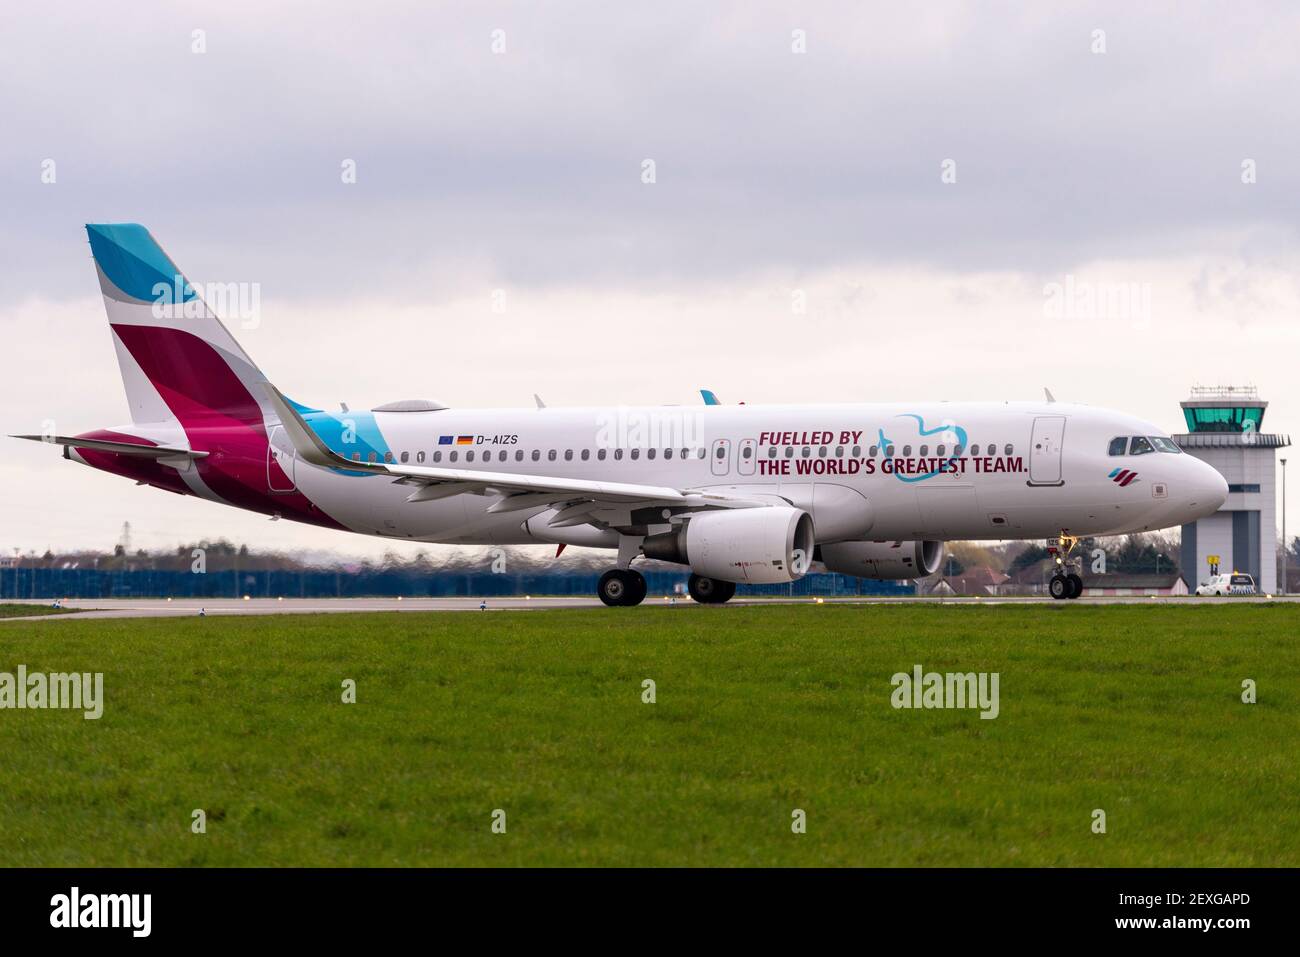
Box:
[267, 425, 297, 492]
[1028, 415, 1066, 486]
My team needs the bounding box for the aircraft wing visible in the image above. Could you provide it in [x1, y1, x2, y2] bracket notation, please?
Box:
[12, 434, 208, 460]
[263, 385, 764, 511]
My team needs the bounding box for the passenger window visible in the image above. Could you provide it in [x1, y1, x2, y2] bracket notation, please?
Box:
[919, 445, 929, 456]
[597, 449, 607, 461]
[801, 447, 811, 458]
[416, 451, 425, 463]
[864, 445, 873, 457]
[902, 445, 912, 456]
[449, 451, 458, 462]
[885, 445, 895, 456]
[515, 450, 524, 461]
[767, 446, 777, 458]
[564, 450, 573, 461]
[432, 451, 442, 463]
[784, 447, 794, 458]
[854, 445, 863, 457]
[466, 450, 475, 462]
[665, 448, 674, 460]
[400, 451, 409, 463]
[970, 444, 979, 456]
[615, 449, 623, 461]
[581, 449, 590, 461]
[937, 444, 945, 456]
[647, 448, 656, 460]
[1108, 437, 1127, 456]
[953, 444, 962, 456]
[631, 449, 640, 460]
[1004, 444, 1013, 455]
[548, 450, 557, 461]
[531, 450, 540, 461]
[1129, 436, 1154, 456]
[818, 446, 828, 458]
[368, 451, 378, 463]
[384, 452, 393, 464]
[835, 446, 844, 457]
[352, 452, 361, 461]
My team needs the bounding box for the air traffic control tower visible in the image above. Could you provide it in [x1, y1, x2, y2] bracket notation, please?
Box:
[1175, 386, 1289, 593]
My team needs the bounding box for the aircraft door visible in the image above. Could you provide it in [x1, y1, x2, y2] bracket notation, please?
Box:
[737, 437, 757, 476]
[1028, 415, 1066, 486]
[710, 438, 732, 477]
[267, 425, 297, 492]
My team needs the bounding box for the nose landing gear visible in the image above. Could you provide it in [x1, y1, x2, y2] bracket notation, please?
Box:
[1047, 533, 1084, 600]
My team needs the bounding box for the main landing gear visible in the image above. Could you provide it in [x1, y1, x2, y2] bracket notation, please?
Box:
[1047, 533, 1084, 600]
[597, 569, 648, 607]
[596, 569, 737, 606]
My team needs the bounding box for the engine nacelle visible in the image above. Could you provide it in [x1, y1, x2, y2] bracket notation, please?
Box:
[817, 540, 945, 580]
[642, 506, 815, 584]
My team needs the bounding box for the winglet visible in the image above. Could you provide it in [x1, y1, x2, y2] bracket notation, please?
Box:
[1044, 387, 1056, 403]
[534, 393, 546, 409]
[700, 389, 720, 406]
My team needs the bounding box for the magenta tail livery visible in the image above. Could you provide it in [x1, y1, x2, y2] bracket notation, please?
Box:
[16, 224, 1228, 605]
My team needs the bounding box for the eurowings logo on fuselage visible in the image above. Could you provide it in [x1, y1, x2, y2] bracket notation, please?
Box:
[1109, 467, 1139, 486]
[877, 414, 969, 483]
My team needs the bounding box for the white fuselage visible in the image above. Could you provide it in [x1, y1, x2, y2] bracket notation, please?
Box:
[268, 401, 1229, 546]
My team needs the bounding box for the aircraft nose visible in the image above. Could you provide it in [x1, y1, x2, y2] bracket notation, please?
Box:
[1184, 458, 1228, 519]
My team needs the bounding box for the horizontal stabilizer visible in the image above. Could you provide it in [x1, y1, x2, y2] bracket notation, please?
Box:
[12, 434, 208, 459]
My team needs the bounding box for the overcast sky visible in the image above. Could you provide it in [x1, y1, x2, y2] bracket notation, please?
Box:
[3, 1, 1300, 559]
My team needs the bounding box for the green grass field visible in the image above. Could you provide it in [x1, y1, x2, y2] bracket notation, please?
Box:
[1, 604, 1297, 866]
[0, 603, 80, 619]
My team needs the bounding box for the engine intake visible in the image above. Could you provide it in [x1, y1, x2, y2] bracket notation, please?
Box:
[817, 540, 944, 580]
[643, 506, 815, 584]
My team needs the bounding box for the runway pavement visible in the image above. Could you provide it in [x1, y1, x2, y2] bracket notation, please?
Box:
[3, 593, 1299, 621]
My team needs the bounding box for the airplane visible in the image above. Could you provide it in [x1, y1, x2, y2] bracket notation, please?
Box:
[15, 224, 1229, 606]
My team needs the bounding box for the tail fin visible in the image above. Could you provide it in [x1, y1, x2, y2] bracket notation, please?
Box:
[86, 223, 272, 427]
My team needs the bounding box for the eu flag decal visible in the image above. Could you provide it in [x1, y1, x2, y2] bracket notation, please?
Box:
[438, 435, 453, 445]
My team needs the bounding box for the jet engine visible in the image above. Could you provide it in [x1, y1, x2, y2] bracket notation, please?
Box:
[816, 540, 945, 580]
[642, 506, 815, 584]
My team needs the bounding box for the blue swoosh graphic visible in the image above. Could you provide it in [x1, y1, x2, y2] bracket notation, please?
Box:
[883, 414, 969, 483]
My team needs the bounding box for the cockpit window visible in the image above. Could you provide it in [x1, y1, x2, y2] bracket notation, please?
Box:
[1129, 436, 1155, 456]
[1108, 437, 1127, 456]
[1150, 436, 1182, 454]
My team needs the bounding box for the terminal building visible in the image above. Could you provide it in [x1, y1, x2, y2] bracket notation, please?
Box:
[1175, 386, 1289, 593]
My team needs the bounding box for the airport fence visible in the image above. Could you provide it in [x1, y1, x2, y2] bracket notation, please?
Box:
[0, 567, 914, 600]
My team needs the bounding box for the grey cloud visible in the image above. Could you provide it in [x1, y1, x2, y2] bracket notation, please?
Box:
[2, 1, 1299, 301]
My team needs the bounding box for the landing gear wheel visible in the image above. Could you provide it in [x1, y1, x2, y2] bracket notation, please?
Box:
[688, 573, 736, 604]
[626, 570, 647, 606]
[598, 569, 647, 607]
[1066, 573, 1083, 599]
[1049, 574, 1069, 600]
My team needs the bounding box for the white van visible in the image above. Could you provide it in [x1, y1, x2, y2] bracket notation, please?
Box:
[1195, 573, 1256, 596]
